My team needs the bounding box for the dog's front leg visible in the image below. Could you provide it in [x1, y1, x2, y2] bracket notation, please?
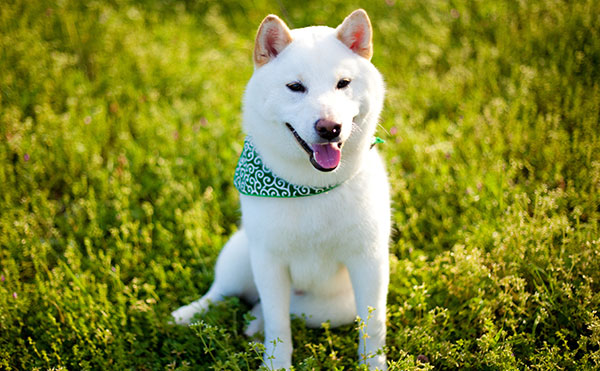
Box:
[250, 249, 292, 370]
[347, 254, 389, 370]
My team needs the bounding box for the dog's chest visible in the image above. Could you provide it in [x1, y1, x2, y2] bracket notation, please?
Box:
[243, 187, 369, 249]
[242, 183, 380, 259]
[269, 199, 358, 290]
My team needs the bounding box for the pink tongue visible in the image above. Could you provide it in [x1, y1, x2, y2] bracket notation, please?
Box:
[312, 143, 341, 169]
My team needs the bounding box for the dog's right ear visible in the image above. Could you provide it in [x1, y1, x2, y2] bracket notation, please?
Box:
[254, 15, 293, 68]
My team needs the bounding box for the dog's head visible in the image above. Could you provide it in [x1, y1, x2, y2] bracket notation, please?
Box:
[243, 10, 384, 187]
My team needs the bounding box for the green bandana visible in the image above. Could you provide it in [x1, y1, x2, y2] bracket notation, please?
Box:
[233, 138, 339, 198]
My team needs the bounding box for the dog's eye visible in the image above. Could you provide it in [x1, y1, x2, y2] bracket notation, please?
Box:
[337, 78, 351, 89]
[286, 82, 307, 93]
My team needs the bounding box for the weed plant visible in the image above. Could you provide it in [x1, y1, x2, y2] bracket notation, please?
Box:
[1, 0, 599, 369]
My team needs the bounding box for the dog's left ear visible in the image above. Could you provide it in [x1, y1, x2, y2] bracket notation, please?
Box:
[336, 9, 373, 60]
[254, 15, 293, 68]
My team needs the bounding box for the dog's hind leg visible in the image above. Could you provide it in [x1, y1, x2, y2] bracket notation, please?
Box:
[172, 229, 257, 325]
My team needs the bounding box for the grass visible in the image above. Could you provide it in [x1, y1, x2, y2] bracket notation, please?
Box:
[1, 0, 599, 369]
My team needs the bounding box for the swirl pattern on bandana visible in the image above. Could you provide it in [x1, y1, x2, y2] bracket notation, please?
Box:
[233, 138, 339, 198]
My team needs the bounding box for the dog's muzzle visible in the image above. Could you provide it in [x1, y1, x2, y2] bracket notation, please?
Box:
[285, 122, 343, 172]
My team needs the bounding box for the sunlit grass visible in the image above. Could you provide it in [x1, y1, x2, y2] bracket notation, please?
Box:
[1, 0, 599, 369]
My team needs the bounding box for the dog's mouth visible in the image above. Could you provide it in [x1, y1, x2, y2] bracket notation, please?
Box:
[285, 123, 342, 172]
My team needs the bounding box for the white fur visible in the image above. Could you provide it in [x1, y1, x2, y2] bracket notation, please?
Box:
[172, 10, 390, 370]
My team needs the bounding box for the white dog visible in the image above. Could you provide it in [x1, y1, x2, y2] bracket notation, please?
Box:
[172, 9, 390, 370]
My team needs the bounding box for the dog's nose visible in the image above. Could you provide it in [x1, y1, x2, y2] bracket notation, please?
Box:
[314, 119, 341, 141]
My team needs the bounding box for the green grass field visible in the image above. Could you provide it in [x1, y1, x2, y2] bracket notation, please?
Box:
[1, 0, 599, 369]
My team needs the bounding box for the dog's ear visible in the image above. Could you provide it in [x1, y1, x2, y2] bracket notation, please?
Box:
[336, 9, 373, 60]
[254, 15, 293, 68]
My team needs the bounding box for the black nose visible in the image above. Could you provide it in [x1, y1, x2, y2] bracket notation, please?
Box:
[314, 119, 341, 141]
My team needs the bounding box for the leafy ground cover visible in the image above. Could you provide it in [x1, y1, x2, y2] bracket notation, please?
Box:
[1, 0, 599, 369]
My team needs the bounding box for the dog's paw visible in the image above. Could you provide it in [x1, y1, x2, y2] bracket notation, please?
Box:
[244, 302, 264, 337]
[244, 318, 263, 338]
[171, 305, 196, 325]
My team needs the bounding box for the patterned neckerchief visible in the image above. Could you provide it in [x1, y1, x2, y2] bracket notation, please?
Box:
[233, 136, 384, 198]
[233, 138, 339, 198]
